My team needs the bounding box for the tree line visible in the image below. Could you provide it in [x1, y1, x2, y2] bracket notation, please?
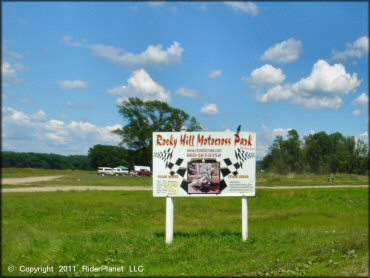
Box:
[262, 129, 368, 175]
[2, 151, 92, 170]
[2, 146, 132, 171]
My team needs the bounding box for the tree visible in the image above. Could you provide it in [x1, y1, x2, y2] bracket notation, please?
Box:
[113, 98, 202, 167]
[263, 135, 287, 174]
[263, 130, 368, 175]
[303, 131, 330, 174]
[88, 145, 129, 169]
[284, 129, 304, 173]
[262, 130, 304, 174]
[353, 139, 369, 174]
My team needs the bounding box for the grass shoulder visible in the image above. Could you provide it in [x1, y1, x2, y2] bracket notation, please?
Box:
[2, 168, 368, 188]
[257, 172, 368, 186]
[2, 168, 151, 187]
[2, 188, 368, 276]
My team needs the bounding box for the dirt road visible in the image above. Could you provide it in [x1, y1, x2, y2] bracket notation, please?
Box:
[2, 185, 152, 193]
[2, 176, 64, 185]
[2, 185, 367, 193]
[2, 175, 368, 193]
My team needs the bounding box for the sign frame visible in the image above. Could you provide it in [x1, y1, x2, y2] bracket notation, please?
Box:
[153, 131, 256, 198]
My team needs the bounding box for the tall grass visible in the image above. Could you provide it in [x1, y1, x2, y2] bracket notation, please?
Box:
[2, 188, 368, 276]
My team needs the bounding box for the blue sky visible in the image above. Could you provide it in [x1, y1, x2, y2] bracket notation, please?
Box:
[2, 1, 369, 159]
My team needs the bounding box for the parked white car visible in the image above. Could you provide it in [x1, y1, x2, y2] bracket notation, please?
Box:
[112, 168, 129, 176]
[97, 167, 114, 176]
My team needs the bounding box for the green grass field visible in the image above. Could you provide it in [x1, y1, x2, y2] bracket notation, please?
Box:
[2, 188, 368, 276]
[1, 168, 152, 188]
[257, 172, 369, 186]
[2, 168, 368, 188]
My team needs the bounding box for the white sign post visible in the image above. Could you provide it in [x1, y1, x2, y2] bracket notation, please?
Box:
[166, 196, 174, 244]
[153, 131, 256, 244]
[242, 196, 248, 241]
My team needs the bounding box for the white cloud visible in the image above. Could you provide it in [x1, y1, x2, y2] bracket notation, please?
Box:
[225, 2, 258, 17]
[63, 36, 184, 66]
[252, 60, 361, 110]
[200, 103, 220, 115]
[352, 109, 362, 116]
[2, 62, 17, 86]
[44, 119, 66, 132]
[291, 60, 360, 96]
[3, 107, 31, 125]
[351, 93, 368, 117]
[356, 132, 368, 144]
[332, 36, 369, 60]
[46, 133, 66, 144]
[261, 38, 303, 63]
[247, 64, 286, 86]
[57, 80, 89, 90]
[292, 95, 342, 110]
[2, 61, 29, 86]
[31, 110, 47, 122]
[90, 41, 183, 66]
[209, 69, 223, 79]
[62, 35, 86, 48]
[176, 87, 198, 98]
[108, 69, 170, 104]
[147, 1, 166, 7]
[255, 85, 292, 103]
[147, 2, 178, 13]
[2, 107, 122, 154]
[3, 47, 24, 59]
[2, 45, 30, 86]
[352, 93, 368, 106]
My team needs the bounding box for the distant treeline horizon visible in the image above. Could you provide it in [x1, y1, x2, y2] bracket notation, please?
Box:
[262, 130, 368, 175]
[1, 149, 263, 172]
[2, 151, 92, 170]
[2, 128, 369, 175]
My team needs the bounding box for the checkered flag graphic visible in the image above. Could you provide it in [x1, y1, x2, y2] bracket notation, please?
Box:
[154, 148, 187, 177]
[167, 158, 187, 177]
[235, 148, 256, 168]
[153, 148, 173, 167]
[220, 158, 241, 177]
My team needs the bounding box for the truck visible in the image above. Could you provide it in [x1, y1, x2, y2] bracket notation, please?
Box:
[136, 169, 152, 176]
[112, 168, 129, 176]
[97, 167, 114, 176]
[131, 165, 152, 176]
[112, 166, 129, 176]
[98, 166, 129, 176]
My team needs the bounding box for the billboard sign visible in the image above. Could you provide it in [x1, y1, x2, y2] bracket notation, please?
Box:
[153, 131, 256, 197]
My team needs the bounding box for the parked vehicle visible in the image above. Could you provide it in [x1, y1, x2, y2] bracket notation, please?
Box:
[112, 167, 129, 176]
[136, 169, 152, 176]
[129, 170, 138, 176]
[134, 165, 151, 172]
[97, 167, 114, 176]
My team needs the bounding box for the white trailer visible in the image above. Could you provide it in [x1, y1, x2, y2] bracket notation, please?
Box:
[134, 165, 151, 172]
